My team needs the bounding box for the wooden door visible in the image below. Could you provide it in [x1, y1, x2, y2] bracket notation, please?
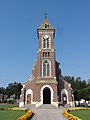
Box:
[27, 94, 31, 104]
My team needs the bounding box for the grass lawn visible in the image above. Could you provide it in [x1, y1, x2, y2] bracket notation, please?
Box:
[0, 104, 26, 120]
[0, 104, 18, 108]
[0, 110, 26, 120]
[70, 110, 90, 120]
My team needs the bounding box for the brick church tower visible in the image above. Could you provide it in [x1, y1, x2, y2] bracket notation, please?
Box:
[19, 17, 74, 108]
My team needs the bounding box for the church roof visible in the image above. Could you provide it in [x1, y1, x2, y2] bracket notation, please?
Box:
[38, 18, 54, 30]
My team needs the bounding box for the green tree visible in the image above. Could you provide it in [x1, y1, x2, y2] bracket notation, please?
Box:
[64, 76, 87, 100]
[0, 87, 6, 94]
[78, 86, 90, 100]
[6, 82, 22, 99]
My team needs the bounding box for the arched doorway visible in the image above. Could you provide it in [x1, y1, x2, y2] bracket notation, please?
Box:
[43, 87, 51, 104]
[61, 89, 68, 105]
[26, 89, 33, 105]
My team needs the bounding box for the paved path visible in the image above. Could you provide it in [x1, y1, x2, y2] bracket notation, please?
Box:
[31, 105, 67, 120]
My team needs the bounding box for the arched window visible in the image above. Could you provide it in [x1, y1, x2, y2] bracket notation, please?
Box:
[43, 60, 50, 77]
[47, 39, 49, 48]
[43, 39, 46, 48]
[43, 63, 46, 76]
[43, 35, 50, 48]
[47, 63, 50, 76]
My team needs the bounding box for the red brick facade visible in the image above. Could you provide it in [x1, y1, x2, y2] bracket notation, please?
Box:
[19, 18, 74, 108]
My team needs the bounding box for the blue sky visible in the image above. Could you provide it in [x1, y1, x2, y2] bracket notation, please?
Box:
[0, 0, 90, 87]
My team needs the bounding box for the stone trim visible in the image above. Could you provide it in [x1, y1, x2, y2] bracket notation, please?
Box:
[25, 89, 33, 104]
[42, 34, 51, 49]
[36, 79, 58, 84]
[40, 85, 54, 103]
[42, 59, 51, 77]
[36, 101, 43, 108]
[19, 102, 24, 107]
[61, 89, 69, 104]
[52, 101, 58, 108]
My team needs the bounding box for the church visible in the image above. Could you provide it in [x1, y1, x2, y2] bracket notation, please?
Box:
[19, 17, 74, 108]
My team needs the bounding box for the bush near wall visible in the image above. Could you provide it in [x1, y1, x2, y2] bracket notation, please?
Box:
[63, 108, 90, 120]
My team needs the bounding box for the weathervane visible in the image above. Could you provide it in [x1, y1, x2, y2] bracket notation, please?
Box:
[45, 10, 47, 18]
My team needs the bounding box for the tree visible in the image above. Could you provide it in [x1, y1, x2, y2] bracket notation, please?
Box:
[78, 86, 90, 100]
[64, 76, 88, 100]
[0, 87, 6, 94]
[6, 82, 22, 99]
[87, 79, 90, 86]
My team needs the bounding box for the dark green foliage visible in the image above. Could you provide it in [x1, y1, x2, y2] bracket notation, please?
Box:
[0, 82, 22, 101]
[6, 82, 22, 99]
[78, 86, 90, 100]
[64, 76, 90, 100]
[0, 87, 6, 94]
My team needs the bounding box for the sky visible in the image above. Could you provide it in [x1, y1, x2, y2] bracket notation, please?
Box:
[0, 0, 90, 87]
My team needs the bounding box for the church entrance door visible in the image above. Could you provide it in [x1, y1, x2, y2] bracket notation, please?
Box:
[27, 94, 31, 104]
[43, 87, 51, 104]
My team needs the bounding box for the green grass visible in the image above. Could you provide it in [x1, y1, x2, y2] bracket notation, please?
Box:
[70, 110, 90, 120]
[0, 110, 26, 120]
[0, 104, 26, 120]
[0, 104, 18, 108]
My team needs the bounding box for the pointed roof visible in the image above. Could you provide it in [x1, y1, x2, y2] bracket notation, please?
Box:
[38, 18, 54, 30]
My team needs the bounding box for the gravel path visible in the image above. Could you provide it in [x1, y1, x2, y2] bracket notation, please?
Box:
[31, 107, 67, 120]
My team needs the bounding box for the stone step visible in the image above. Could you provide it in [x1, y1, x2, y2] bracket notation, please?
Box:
[22, 104, 36, 109]
[37, 104, 58, 109]
[22, 104, 65, 110]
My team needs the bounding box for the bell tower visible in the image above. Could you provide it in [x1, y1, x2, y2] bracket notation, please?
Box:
[37, 17, 57, 82]
[19, 16, 74, 108]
